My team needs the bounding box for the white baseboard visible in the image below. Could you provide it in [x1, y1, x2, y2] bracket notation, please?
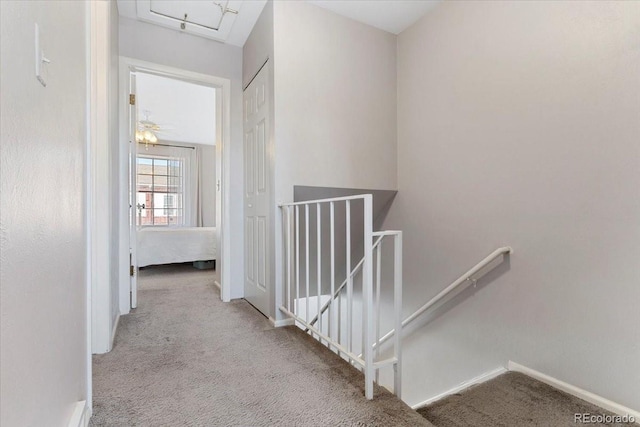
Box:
[67, 401, 90, 427]
[507, 361, 640, 420]
[269, 316, 295, 327]
[109, 313, 120, 350]
[411, 367, 507, 410]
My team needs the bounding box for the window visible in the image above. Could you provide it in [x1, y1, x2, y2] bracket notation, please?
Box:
[136, 156, 185, 226]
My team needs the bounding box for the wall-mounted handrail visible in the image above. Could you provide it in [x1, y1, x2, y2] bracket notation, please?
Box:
[373, 246, 512, 351]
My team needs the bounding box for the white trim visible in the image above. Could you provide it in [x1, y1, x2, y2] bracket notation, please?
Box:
[410, 367, 507, 410]
[84, 0, 94, 413]
[507, 361, 640, 420]
[67, 401, 90, 427]
[110, 313, 120, 348]
[269, 316, 295, 327]
[117, 59, 131, 315]
[117, 57, 233, 310]
[89, 0, 112, 355]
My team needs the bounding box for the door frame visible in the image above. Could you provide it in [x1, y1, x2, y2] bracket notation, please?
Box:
[117, 57, 233, 310]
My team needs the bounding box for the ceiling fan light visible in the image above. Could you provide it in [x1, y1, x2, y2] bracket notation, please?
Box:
[135, 130, 144, 142]
[149, 133, 158, 143]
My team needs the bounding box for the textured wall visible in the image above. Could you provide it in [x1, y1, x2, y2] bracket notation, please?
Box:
[386, 0, 640, 409]
[0, 1, 88, 424]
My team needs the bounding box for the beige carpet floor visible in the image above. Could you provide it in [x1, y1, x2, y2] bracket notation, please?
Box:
[91, 263, 430, 426]
[417, 371, 637, 427]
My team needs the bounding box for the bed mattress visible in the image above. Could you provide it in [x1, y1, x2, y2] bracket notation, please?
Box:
[137, 227, 216, 267]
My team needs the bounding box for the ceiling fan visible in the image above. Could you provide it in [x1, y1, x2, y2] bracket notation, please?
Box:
[136, 112, 173, 149]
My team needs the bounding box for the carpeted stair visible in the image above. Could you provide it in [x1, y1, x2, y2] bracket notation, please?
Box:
[416, 371, 637, 427]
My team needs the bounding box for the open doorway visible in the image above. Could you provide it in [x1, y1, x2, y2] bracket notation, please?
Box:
[118, 58, 232, 312]
[133, 72, 217, 304]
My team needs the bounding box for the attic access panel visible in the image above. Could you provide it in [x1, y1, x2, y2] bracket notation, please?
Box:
[136, 0, 241, 42]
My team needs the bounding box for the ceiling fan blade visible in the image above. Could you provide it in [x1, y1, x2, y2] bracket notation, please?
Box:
[139, 120, 161, 130]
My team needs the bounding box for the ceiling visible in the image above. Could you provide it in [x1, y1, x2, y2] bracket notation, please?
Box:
[116, 0, 267, 46]
[117, 0, 441, 46]
[136, 73, 216, 146]
[306, 0, 441, 35]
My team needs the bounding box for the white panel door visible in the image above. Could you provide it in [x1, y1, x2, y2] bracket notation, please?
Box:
[243, 64, 270, 315]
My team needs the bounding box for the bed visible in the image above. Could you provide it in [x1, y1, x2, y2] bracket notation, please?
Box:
[137, 227, 217, 267]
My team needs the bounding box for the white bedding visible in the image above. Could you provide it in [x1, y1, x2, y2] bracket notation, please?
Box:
[137, 227, 216, 267]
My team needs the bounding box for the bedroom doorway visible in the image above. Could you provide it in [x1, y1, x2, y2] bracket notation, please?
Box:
[131, 71, 217, 309]
[119, 58, 232, 312]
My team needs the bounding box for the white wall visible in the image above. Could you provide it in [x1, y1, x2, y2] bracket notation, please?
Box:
[242, 0, 273, 89]
[273, 0, 398, 200]
[243, 0, 398, 319]
[0, 1, 88, 425]
[272, 1, 398, 319]
[135, 72, 217, 146]
[90, 0, 120, 355]
[119, 17, 244, 298]
[386, 0, 640, 409]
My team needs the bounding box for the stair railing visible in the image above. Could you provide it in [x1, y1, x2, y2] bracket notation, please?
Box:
[368, 246, 513, 354]
[279, 195, 403, 400]
[303, 234, 384, 334]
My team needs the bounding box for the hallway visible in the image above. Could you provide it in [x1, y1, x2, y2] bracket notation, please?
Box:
[91, 264, 429, 426]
